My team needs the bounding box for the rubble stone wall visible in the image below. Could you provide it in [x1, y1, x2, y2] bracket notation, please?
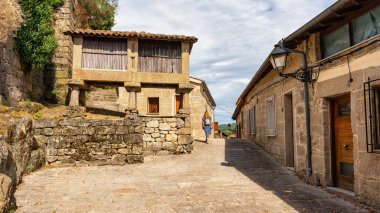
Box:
[142, 114, 193, 156]
[34, 118, 144, 166]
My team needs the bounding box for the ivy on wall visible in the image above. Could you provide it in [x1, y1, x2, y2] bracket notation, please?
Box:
[14, 0, 64, 71]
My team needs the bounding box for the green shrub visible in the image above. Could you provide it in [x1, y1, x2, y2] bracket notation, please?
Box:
[14, 0, 64, 71]
[78, 0, 118, 30]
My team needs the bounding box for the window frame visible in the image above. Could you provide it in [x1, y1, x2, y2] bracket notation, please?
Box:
[364, 78, 380, 153]
[147, 97, 160, 115]
[266, 96, 277, 137]
[321, 4, 380, 59]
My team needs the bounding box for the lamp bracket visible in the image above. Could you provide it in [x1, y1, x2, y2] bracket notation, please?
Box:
[279, 68, 312, 83]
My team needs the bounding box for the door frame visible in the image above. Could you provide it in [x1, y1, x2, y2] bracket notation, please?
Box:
[284, 92, 295, 168]
[330, 94, 354, 190]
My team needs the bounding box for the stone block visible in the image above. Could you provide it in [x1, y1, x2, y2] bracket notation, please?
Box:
[143, 134, 154, 142]
[0, 174, 12, 213]
[163, 142, 175, 151]
[151, 133, 160, 138]
[132, 144, 143, 155]
[111, 154, 127, 165]
[116, 126, 129, 135]
[165, 134, 177, 142]
[176, 118, 185, 128]
[146, 120, 159, 128]
[163, 118, 177, 122]
[145, 127, 154, 134]
[159, 123, 171, 131]
[94, 126, 115, 135]
[178, 135, 192, 145]
[152, 142, 162, 151]
[118, 148, 131, 155]
[33, 119, 58, 129]
[41, 128, 54, 136]
[134, 125, 144, 134]
[177, 128, 191, 135]
[59, 119, 78, 127]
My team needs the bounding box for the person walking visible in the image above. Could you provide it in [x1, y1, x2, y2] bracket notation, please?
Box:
[202, 111, 212, 144]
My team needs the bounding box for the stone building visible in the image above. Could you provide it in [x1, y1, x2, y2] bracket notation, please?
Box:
[233, 0, 380, 208]
[64, 29, 216, 153]
[189, 76, 216, 141]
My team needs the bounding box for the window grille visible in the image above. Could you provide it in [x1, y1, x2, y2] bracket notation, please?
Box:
[364, 77, 380, 153]
[266, 96, 277, 136]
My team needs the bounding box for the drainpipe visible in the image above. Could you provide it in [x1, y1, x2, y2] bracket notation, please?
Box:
[301, 52, 313, 182]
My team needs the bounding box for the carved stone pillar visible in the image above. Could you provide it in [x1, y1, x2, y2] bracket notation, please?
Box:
[128, 88, 137, 110]
[69, 85, 80, 107]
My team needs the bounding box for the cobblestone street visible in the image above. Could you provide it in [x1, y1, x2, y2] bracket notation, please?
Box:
[15, 139, 370, 213]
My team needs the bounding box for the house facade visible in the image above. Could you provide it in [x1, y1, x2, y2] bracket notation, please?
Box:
[189, 76, 216, 141]
[233, 0, 380, 208]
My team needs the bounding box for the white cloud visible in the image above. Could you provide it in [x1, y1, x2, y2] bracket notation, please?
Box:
[114, 0, 336, 123]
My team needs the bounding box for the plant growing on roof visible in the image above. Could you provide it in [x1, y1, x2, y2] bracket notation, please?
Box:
[14, 0, 65, 71]
[78, 0, 118, 30]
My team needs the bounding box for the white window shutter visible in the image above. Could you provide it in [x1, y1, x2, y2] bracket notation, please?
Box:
[266, 96, 277, 136]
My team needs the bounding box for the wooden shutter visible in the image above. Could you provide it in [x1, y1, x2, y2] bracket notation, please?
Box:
[82, 38, 127, 70]
[251, 106, 256, 134]
[246, 110, 251, 134]
[148, 98, 159, 114]
[175, 95, 182, 114]
[266, 96, 277, 136]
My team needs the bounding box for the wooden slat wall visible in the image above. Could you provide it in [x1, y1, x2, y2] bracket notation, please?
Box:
[138, 40, 182, 73]
[82, 38, 127, 70]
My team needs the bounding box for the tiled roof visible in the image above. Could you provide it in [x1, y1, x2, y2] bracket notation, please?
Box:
[64, 29, 198, 43]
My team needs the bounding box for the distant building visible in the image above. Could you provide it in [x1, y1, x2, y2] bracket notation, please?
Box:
[233, 0, 380, 208]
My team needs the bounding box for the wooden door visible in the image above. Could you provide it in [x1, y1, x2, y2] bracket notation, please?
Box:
[176, 95, 181, 114]
[333, 96, 354, 191]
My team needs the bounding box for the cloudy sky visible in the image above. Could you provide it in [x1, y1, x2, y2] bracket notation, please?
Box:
[114, 0, 336, 124]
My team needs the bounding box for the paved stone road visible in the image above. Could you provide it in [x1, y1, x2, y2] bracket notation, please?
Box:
[15, 139, 369, 213]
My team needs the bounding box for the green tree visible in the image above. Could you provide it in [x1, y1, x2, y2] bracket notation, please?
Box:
[78, 0, 118, 30]
[14, 0, 64, 71]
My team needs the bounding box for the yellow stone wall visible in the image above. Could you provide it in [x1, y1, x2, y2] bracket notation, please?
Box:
[189, 80, 215, 141]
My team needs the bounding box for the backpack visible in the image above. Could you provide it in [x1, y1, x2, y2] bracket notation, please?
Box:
[204, 117, 211, 126]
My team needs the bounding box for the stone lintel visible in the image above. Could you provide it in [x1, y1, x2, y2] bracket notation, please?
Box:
[177, 84, 194, 93]
[124, 82, 142, 92]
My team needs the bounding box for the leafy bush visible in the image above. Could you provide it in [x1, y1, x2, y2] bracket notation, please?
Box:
[78, 0, 118, 30]
[0, 0, 23, 44]
[14, 0, 64, 70]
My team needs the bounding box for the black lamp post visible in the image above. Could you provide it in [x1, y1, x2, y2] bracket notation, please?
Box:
[270, 40, 313, 181]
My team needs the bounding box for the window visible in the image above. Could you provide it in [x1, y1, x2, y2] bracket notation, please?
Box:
[364, 78, 380, 153]
[148, 98, 159, 114]
[175, 95, 183, 114]
[352, 6, 380, 45]
[266, 96, 277, 136]
[321, 5, 380, 58]
[322, 24, 350, 58]
[138, 40, 182, 73]
[82, 38, 127, 70]
[247, 106, 256, 134]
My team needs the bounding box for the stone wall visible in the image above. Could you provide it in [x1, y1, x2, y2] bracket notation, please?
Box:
[0, 38, 45, 106]
[0, 117, 46, 212]
[34, 117, 144, 166]
[0, 0, 77, 106]
[142, 112, 193, 156]
[45, 0, 76, 104]
[189, 79, 215, 141]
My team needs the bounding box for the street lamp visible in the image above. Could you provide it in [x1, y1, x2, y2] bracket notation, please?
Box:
[270, 40, 313, 182]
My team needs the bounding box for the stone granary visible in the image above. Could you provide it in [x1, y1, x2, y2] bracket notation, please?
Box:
[233, 0, 380, 209]
[64, 29, 216, 153]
